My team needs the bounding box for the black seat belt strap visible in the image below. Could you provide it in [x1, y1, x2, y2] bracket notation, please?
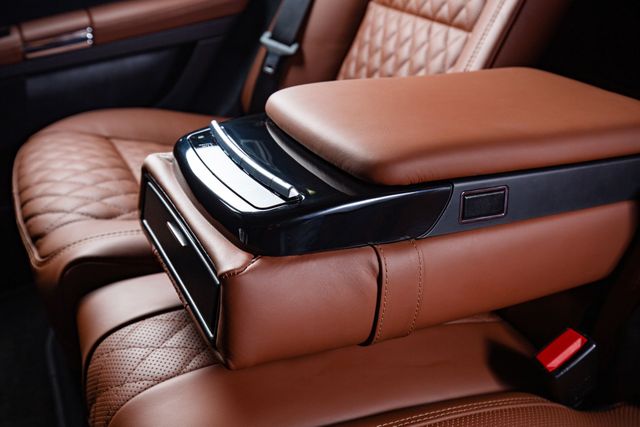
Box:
[249, 0, 314, 113]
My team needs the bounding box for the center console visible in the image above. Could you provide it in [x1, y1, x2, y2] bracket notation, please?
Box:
[140, 68, 640, 369]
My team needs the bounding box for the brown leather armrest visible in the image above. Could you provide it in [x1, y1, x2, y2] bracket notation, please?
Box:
[266, 68, 640, 186]
[142, 153, 636, 369]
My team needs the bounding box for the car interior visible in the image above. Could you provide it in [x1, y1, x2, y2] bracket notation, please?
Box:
[1, 0, 640, 426]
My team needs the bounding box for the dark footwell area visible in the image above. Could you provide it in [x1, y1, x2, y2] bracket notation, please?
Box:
[0, 284, 56, 426]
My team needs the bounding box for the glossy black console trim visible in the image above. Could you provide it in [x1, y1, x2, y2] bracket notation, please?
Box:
[175, 115, 452, 255]
[173, 114, 640, 255]
[428, 155, 640, 237]
[140, 178, 219, 343]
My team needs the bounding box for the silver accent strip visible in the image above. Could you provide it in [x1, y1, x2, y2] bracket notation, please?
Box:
[260, 31, 299, 56]
[24, 27, 94, 59]
[209, 120, 300, 200]
[166, 221, 188, 247]
[194, 144, 285, 209]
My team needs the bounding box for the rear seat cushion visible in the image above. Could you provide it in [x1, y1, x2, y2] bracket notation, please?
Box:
[79, 274, 539, 427]
[339, 392, 640, 426]
[13, 108, 215, 354]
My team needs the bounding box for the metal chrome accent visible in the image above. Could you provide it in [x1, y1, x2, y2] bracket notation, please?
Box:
[24, 27, 94, 59]
[259, 31, 299, 74]
[193, 143, 285, 209]
[260, 31, 298, 55]
[209, 120, 300, 200]
[166, 221, 188, 247]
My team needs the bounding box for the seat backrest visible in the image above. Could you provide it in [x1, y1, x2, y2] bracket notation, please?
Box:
[241, 0, 571, 111]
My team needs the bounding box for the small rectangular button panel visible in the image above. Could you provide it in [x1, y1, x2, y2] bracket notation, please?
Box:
[460, 186, 508, 223]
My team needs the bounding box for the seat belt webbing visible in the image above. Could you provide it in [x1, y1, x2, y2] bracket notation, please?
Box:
[249, 0, 314, 113]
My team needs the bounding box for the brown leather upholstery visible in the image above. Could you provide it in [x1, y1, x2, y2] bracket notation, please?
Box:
[20, 10, 91, 43]
[339, 0, 513, 78]
[267, 68, 640, 185]
[13, 0, 569, 357]
[340, 392, 640, 426]
[89, 0, 248, 44]
[12, 108, 215, 356]
[0, 26, 23, 65]
[78, 273, 539, 427]
[242, 0, 571, 110]
[144, 153, 637, 367]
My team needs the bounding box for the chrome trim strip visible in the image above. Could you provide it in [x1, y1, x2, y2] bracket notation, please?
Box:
[24, 27, 94, 59]
[209, 120, 300, 200]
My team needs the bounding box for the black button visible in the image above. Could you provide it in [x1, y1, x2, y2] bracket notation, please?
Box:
[460, 187, 507, 223]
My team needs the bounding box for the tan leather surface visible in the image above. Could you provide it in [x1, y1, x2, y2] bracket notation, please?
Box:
[243, 0, 568, 112]
[86, 309, 216, 427]
[373, 201, 637, 342]
[144, 154, 379, 369]
[450, 0, 523, 72]
[20, 10, 90, 42]
[89, 0, 248, 45]
[338, 0, 528, 79]
[0, 26, 23, 65]
[490, 0, 573, 68]
[338, 0, 485, 79]
[145, 154, 636, 364]
[340, 392, 640, 426]
[218, 247, 378, 369]
[372, 240, 424, 343]
[267, 68, 640, 185]
[77, 273, 181, 369]
[12, 108, 214, 360]
[91, 310, 534, 427]
[241, 0, 370, 112]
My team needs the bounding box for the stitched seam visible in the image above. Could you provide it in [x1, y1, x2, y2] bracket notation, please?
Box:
[107, 137, 139, 183]
[464, 0, 506, 71]
[375, 245, 390, 343]
[35, 128, 177, 146]
[375, 1, 476, 32]
[81, 306, 183, 389]
[26, 210, 136, 223]
[381, 402, 566, 427]
[90, 322, 196, 399]
[407, 240, 423, 335]
[376, 396, 548, 427]
[376, 397, 540, 426]
[21, 193, 137, 212]
[219, 256, 261, 279]
[37, 229, 142, 265]
[89, 321, 209, 426]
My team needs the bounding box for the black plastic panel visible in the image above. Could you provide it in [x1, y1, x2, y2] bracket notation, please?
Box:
[174, 115, 452, 256]
[171, 114, 640, 256]
[141, 180, 219, 340]
[428, 156, 640, 237]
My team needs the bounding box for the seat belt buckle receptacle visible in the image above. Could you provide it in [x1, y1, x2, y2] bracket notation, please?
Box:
[535, 328, 597, 407]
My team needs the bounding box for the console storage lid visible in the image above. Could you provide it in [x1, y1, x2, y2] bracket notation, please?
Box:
[266, 68, 640, 185]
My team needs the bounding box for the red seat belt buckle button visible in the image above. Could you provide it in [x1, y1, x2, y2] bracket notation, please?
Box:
[535, 328, 597, 408]
[536, 328, 588, 372]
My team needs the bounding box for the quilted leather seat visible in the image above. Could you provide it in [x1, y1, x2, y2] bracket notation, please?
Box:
[13, 0, 571, 354]
[13, 109, 215, 352]
[77, 274, 640, 427]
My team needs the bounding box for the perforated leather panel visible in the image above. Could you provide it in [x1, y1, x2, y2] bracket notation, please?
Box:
[85, 310, 216, 427]
[352, 394, 640, 426]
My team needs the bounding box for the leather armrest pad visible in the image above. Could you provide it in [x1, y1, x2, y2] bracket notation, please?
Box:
[266, 68, 640, 186]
